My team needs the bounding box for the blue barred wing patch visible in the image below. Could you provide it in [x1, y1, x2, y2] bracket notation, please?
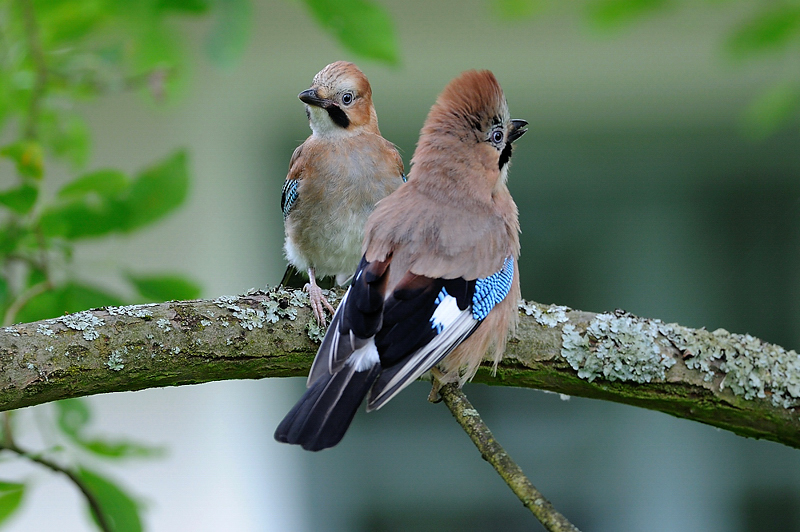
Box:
[472, 257, 514, 321]
[281, 179, 299, 219]
[401, 173, 408, 183]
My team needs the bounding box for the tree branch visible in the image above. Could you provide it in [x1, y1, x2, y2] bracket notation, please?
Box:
[438, 383, 580, 532]
[0, 288, 799, 449]
[0, 444, 112, 532]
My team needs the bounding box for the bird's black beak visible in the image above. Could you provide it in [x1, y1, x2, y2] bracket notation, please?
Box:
[509, 119, 528, 142]
[298, 88, 330, 108]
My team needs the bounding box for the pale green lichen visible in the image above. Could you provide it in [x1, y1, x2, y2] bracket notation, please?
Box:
[563, 310, 800, 408]
[262, 298, 297, 321]
[231, 306, 266, 330]
[657, 322, 800, 408]
[36, 324, 54, 336]
[306, 319, 325, 342]
[561, 312, 676, 383]
[215, 295, 239, 306]
[106, 303, 157, 318]
[519, 300, 570, 328]
[105, 349, 125, 371]
[260, 300, 282, 324]
[200, 319, 211, 327]
[156, 319, 172, 333]
[4, 327, 19, 337]
[58, 311, 104, 341]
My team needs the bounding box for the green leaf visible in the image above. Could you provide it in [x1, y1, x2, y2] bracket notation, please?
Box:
[0, 481, 25, 526]
[37, 0, 107, 45]
[58, 170, 130, 200]
[122, 150, 189, 231]
[157, 0, 210, 14]
[43, 170, 130, 239]
[43, 114, 91, 168]
[0, 141, 44, 180]
[15, 283, 125, 323]
[127, 273, 201, 301]
[56, 399, 165, 460]
[741, 83, 800, 139]
[56, 398, 92, 440]
[587, 0, 671, 27]
[80, 439, 166, 460]
[77, 468, 142, 532]
[204, 0, 252, 67]
[728, 6, 800, 58]
[0, 185, 38, 215]
[0, 277, 9, 311]
[303, 0, 399, 64]
[39, 198, 128, 240]
[40, 152, 190, 239]
[492, 0, 547, 19]
[0, 229, 21, 257]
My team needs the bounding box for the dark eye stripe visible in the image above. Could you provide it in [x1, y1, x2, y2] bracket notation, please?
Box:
[498, 142, 512, 170]
[326, 106, 350, 128]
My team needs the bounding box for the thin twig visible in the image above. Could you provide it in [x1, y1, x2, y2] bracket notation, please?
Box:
[0, 444, 112, 532]
[2, 412, 14, 448]
[2, 280, 52, 327]
[437, 383, 581, 532]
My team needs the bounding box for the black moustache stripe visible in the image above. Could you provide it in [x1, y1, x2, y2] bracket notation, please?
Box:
[499, 142, 513, 170]
[326, 106, 350, 129]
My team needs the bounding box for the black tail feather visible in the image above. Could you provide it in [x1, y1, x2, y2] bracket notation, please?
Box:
[274, 363, 381, 451]
[279, 264, 336, 290]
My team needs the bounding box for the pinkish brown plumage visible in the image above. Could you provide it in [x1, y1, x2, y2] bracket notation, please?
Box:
[281, 61, 405, 325]
[276, 70, 527, 451]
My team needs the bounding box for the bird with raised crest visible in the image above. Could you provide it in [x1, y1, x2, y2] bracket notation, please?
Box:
[275, 70, 528, 451]
[281, 61, 406, 326]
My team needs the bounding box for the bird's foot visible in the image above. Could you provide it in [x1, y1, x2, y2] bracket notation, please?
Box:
[304, 282, 336, 326]
[427, 368, 445, 403]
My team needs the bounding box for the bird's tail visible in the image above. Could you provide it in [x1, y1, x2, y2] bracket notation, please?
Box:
[274, 363, 381, 451]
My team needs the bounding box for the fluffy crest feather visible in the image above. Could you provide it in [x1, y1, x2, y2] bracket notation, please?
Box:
[313, 61, 372, 101]
[423, 70, 508, 135]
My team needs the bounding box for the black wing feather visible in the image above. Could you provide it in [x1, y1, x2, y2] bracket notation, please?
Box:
[275, 363, 381, 451]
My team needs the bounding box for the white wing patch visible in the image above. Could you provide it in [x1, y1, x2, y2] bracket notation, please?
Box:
[346, 337, 380, 372]
[430, 293, 462, 333]
[367, 297, 478, 412]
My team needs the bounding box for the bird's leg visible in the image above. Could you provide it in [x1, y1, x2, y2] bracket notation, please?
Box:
[427, 367, 445, 403]
[304, 268, 336, 326]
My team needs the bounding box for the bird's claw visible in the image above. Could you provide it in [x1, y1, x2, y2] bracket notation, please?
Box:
[304, 283, 335, 326]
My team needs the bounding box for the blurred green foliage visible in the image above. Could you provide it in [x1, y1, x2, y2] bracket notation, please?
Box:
[0, 0, 207, 530]
[579, 0, 800, 137]
[0, 482, 24, 527]
[0, 0, 399, 527]
[0, 0, 795, 528]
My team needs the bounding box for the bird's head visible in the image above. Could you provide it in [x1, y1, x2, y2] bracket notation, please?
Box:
[413, 70, 527, 193]
[299, 61, 379, 138]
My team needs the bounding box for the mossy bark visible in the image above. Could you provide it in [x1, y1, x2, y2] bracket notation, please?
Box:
[1, 288, 798, 449]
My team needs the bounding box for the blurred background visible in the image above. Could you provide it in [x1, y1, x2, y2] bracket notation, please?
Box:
[3, 0, 800, 530]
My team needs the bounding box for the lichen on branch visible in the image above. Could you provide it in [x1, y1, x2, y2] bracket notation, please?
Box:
[0, 288, 798, 449]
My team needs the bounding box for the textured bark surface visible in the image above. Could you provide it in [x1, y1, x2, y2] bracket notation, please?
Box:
[1, 287, 798, 449]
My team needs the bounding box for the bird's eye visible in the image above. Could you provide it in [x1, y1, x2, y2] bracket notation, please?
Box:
[492, 130, 504, 145]
[341, 92, 354, 105]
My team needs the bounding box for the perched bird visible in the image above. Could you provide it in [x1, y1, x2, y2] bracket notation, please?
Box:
[281, 61, 405, 325]
[275, 70, 528, 451]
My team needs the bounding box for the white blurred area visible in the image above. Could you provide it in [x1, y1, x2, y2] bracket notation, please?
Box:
[3, 0, 800, 530]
